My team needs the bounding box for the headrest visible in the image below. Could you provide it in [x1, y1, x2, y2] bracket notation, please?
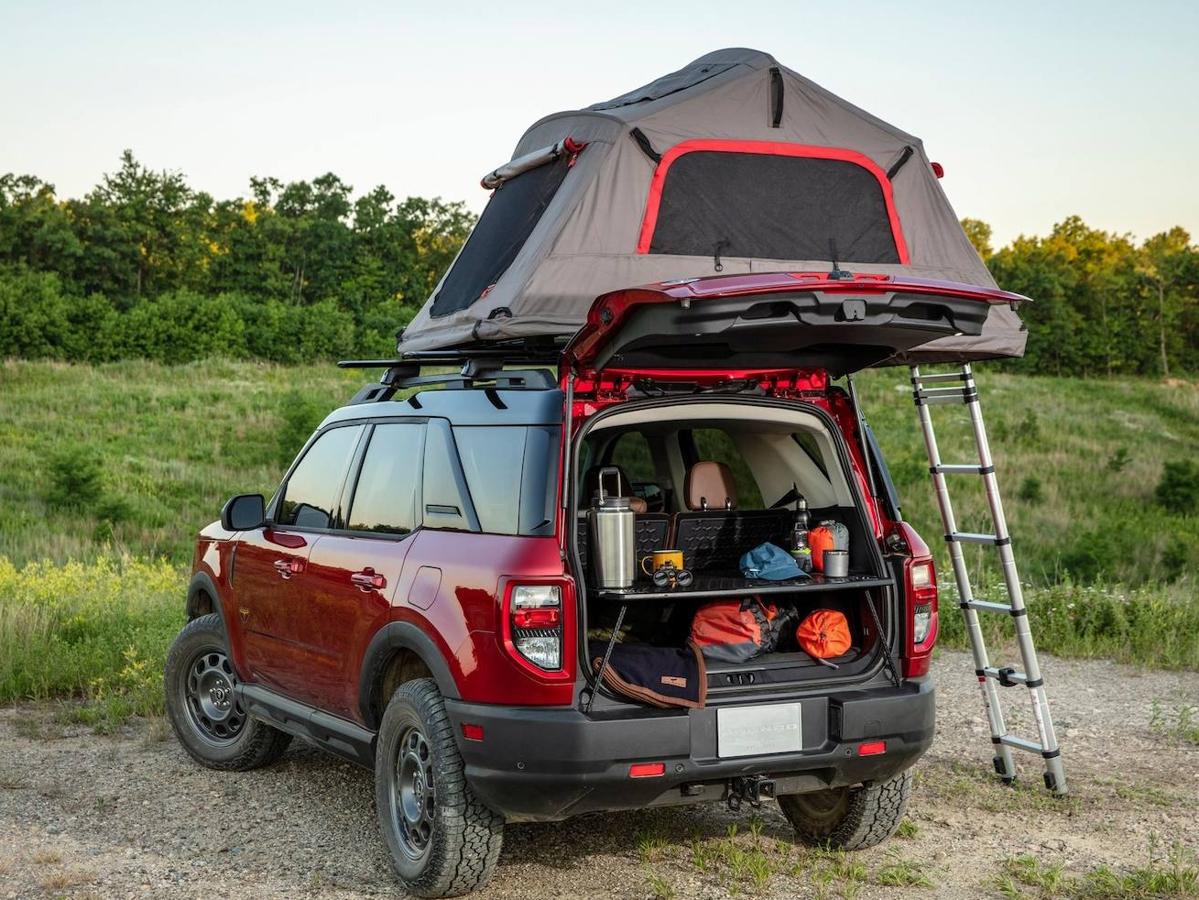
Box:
[685, 461, 737, 511]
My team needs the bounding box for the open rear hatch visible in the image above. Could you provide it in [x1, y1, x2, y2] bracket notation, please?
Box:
[564, 271, 1027, 376]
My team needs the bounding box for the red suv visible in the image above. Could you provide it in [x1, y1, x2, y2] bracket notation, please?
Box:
[164, 273, 1015, 896]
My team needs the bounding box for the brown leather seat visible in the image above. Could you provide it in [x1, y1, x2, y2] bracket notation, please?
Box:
[684, 461, 737, 511]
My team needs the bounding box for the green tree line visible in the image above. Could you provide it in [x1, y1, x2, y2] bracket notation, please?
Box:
[964, 217, 1199, 376]
[0, 151, 473, 362]
[1, 151, 1197, 372]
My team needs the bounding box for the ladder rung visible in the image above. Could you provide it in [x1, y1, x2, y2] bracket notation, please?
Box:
[931, 463, 993, 475]
[915, 386, 976, 406]
[948, 532, 1003, 545]
[962, 600, 1014, 614]
[983, 666, 1034, 686]
[912, 371, 970, 384]
[999, 735, 1044, 755]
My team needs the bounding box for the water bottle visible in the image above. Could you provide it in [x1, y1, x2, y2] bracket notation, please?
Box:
[587, 467, 635, 590]
[791, 493, 812, 572]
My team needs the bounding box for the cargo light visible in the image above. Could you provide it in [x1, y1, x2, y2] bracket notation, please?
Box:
[858, 740, 887, 757]
[628, 762, 666, 778]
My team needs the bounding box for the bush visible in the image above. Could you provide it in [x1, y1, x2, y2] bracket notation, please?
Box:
[113, 289, 248, 363]
[1018, 476, 1044, 504]
[0, 555, 182, 715]
[46, 446, 104, 509]
[1156, 460, 1199, 516]
[276, 388, 326, 465]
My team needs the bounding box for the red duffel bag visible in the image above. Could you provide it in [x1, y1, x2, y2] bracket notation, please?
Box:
[689, 598, 796, 664]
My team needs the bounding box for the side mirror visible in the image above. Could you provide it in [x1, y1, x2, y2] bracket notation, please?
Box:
[221, 494, 265, 531]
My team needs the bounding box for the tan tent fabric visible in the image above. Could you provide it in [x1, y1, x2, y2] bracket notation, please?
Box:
[400, 49, 1026, 362]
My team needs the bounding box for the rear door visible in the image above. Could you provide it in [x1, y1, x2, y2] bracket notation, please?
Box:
[564, 272, 1026, 377]
[300, 420, 425, 718]
[235, 423, 364, 701]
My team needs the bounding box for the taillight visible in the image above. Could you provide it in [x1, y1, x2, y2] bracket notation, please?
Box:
[903, 555, 939, 677]
[508, 585, 563, 671]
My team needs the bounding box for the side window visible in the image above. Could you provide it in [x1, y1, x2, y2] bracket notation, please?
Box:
[277, 425, 363, 529]
[454, 425, 562, 536]
[346, 423, 425, 536]
[455, 426, 526, 535]
[608, 431, 657, 483]
[688, 428, 765, 509]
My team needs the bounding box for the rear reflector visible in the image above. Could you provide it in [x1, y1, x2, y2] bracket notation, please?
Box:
[628, 762, 666, 778]
[858, 740, 887, 757]
[461, 723, 484, 742]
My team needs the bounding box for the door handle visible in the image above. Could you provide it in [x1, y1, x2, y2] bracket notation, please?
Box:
[274, 559, 303, 579]
[351, 569, 386, 591]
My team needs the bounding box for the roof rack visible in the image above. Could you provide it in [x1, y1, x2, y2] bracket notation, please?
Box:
[338, 348, 560, 404]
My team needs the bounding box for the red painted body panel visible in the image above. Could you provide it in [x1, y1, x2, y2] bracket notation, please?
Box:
[299, 533, 416, 717]
[392, 530, 575, 707]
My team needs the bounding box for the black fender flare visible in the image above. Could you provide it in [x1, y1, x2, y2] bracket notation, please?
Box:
[359, 621, 460, 728]
[186, 571, 225, 628]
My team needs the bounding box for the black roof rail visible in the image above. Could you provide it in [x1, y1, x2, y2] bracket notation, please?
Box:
[338, 354, 559, 405]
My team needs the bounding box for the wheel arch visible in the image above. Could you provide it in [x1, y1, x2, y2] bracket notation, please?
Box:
[187, 571, 224, 627]
[360, 621, 461, 729]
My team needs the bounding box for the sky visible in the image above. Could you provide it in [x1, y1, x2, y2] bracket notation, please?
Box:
[3, 0, 1197, 246]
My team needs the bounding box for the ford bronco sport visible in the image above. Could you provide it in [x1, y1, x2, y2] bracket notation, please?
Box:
[165, 273, 1019, 896]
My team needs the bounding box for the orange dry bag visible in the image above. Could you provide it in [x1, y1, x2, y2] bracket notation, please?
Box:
[796, 609, 852, 659]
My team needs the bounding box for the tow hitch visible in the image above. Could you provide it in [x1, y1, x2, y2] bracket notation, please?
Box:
[726, 775, 776, 811]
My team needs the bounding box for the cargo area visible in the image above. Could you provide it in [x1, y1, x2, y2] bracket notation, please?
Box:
[573, 397, 896, 700]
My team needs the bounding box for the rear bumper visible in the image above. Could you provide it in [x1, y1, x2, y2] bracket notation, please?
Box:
[445, 679, 935, 822]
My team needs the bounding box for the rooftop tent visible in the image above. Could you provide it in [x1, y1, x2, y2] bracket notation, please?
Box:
[399, 48, 1026, 363]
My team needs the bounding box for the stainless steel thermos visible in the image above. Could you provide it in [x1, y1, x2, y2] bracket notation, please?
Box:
[587, 467, 635, 590]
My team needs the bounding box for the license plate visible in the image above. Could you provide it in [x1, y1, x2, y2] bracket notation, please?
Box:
[717, 703, 803, 758]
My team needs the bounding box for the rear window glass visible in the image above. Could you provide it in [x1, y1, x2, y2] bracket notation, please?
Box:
[430, 156, 571, 318]
[647, 151, 900, 264]
[454, 425, 560, 536]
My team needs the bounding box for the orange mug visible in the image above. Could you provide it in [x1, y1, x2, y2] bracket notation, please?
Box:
[641, 549, 684, 576]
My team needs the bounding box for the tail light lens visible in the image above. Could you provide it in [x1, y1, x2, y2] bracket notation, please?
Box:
[509, 585, 562, 671]
[903, 555, 939, 677]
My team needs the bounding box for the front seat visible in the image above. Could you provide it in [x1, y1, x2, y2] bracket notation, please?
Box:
[684, 461, 738, 511]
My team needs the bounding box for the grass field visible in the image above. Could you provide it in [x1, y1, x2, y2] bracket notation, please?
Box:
[0, 359, 1196, 714]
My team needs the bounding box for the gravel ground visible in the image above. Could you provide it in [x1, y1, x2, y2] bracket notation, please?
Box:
[1, 650, 1196, 899]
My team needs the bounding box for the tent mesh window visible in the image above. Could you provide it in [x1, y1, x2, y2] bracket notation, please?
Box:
[431, 155, 572, 318]
[645, 151, 901, 264]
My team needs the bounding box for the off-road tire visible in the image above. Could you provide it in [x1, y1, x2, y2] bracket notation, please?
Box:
[778, 769, 912, 851]
[164, 614, 291, 770]
[375, 678, 503, 898]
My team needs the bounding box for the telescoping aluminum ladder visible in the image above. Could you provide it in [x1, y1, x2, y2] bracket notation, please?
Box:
[910, 364, 1067, 795]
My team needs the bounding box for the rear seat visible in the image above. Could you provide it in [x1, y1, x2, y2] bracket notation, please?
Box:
[674, 462, 790, 573]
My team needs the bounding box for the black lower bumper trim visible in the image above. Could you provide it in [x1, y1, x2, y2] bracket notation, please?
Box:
[445, 680, 935, 822]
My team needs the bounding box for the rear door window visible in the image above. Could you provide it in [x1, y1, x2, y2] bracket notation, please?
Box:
[345, 422, 425, 536]
[608, 431, 657, 483]
[277, 425, 364, 530]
